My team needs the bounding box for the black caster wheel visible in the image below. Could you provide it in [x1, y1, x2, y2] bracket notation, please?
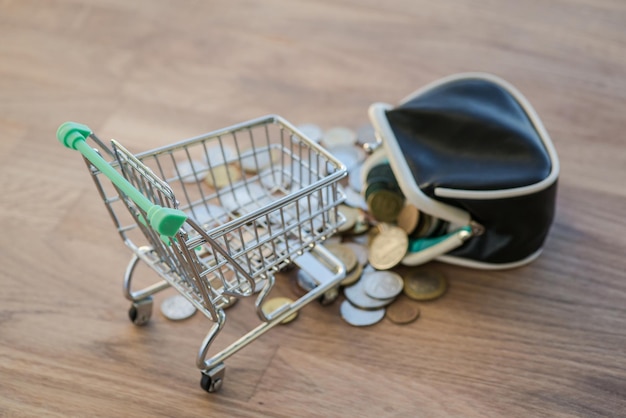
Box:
[128, 297, 153, 326]
[200, 363, 226, 393]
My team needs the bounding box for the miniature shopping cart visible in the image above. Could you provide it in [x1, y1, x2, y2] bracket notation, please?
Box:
[57, 115, 347, 392]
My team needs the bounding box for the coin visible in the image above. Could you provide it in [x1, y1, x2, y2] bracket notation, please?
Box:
[160, 294, 197, 321]
[340, 262, 363, 286]
[386, 294, 420, 324]
[348, 163, 364, 192]
[322, 127, 356, 149]
[219, 184, 270, 213]
[239, 148, 280, 173]
[174, 160, 208, 183]
[323, 242, 358, 273]
[403, 268, 448, 301]
[343, 276, 396, 309]
[295, 123, 323, 144]
[362, 271, 404, 300]
[365, 163, 396, 184]
[260, 167, 290, 190]
[361, 263, 376, 276]
[340, 300, 385, 327]
[397, 204, 420, 235]
[329, 145, 362, 172]
[323, 235, 343, 246]
[367, 188, 405, 223]
[336, 204, 359, 233]
[341, 242, 369, 266]
[356, 124, 377, 145]
[262, 297, 298, 324]
[344, 186, 368, 211]
[411, 213, 433, 238]
[204, 164, 242, 189]
[205, 144, 235, 166]
[368, 225, 408, 270]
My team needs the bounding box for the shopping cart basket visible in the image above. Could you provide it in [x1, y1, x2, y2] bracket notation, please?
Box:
[57, 115, 347, 392]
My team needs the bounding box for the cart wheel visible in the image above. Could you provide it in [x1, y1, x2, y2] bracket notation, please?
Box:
[318, 286, 339, 306]
[128, 297, 153, 326]
[200, 363, 226, 393]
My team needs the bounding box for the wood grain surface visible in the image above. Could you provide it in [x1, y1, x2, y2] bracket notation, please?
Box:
[1, 0, 625, 416]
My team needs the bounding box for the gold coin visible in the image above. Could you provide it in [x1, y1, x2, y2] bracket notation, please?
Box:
[367, 189, 405, 223]
[341, 262, 363, 286]
[403, 268, 447, 301]
[324, 242, 358, 273]
[368, 224, 408, 270]
[396, 204, 420, 235]
[262, 297, 298, 324]
[337, 204, 359, 232]
[386, 294, 421, 324]
[412, 213, 433, 238]
[204, 164, 242, 189]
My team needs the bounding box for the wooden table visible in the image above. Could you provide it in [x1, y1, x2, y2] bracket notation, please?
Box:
[1, 1, 625, 416]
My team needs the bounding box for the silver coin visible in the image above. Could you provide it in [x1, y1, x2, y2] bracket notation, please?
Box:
[362, 264, 376, 274]
[260, 167, 291, 190]
[343, 186, 367, 211]
[160, 294, 197, 321]
[240, 148, 279, 173]
[205, 144, 235, 166]
[356, 124, 377, 145]
[349, 163, 364, 192]
[219, 183, 269, 213]
[362, 271, 404, 300]
[329, 145, 362, 172]
[295, 123, 323, 144]
[340, 300, 385, 327]
[343, 277, 396, 309]
[174, 160, 208, 183]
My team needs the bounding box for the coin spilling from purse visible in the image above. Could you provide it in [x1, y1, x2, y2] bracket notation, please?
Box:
[282, 123, 453, 328]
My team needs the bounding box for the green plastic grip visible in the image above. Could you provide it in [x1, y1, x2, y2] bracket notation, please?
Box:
[57, 122, 187, 237]
[408, 226, 472, 253]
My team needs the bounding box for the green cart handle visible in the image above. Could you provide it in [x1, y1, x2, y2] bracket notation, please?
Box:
[57, 121, 187, 237]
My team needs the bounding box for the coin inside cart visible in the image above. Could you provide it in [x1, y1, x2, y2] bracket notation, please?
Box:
[174, 160, 208, 183]
[160, 294, 197, 321]
[262, 297, 298, 324]
[295, 123, 323, 144]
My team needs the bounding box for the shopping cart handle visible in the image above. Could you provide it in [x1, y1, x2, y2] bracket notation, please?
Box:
[57, 121, 187, 237]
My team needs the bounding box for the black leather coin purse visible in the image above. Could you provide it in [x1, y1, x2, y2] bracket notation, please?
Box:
[364, 73, 559, 269]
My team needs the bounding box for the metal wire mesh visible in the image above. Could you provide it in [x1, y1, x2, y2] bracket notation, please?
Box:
[86, 115, 346, 320]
